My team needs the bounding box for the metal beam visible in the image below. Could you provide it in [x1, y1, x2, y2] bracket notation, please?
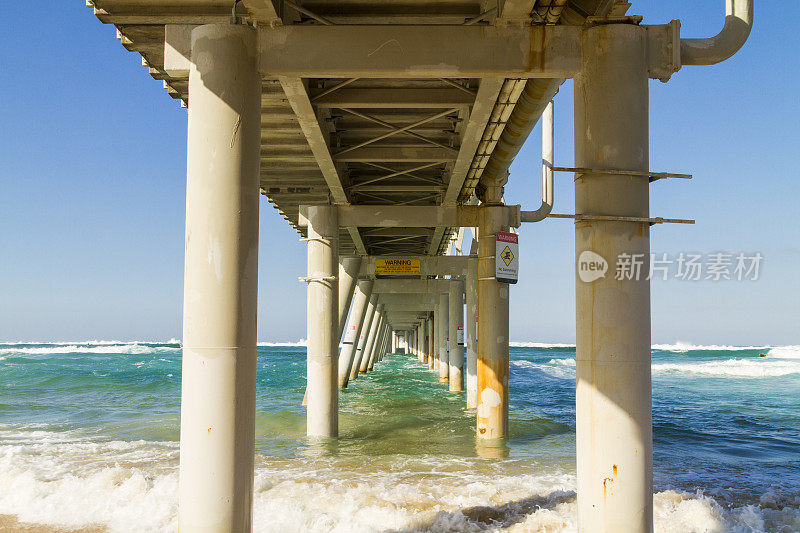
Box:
[279, 77, 347, 203]
[313, 88, 474, 108]
[333, 146, 457, 163]
[258, 25, 582, 78]
[373, 279, 455, 294]
[242, 0, 282, 25]
[377, 294, 439, 305]
[334, 205, 520, 228]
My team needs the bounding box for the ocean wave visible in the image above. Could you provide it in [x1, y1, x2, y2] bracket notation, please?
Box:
[257, 340, 307, 347]
[0, 431, 798, 532]
[509, 342, 575, 348]
[653, 358, 800, 378]
[767, 345, 800, 359]
[0, 343, 181, 356]
[652, 342, 770, 352]
[513, 356, 800, 379]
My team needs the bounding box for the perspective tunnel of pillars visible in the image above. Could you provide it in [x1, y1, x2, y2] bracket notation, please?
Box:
[89, 0, 754, 530]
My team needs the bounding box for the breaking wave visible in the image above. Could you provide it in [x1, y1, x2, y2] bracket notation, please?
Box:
[0, 429, 798, 533]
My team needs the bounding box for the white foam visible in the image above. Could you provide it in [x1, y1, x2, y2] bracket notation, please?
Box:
[652, 342, 770, 352]
[0, 343, 180, 356]
[257, 339, 307, 347]
[1, 431, 798, 533]
[767, 345, 800, 359]
[653, 358, 800, 378]
[510, 342, 575, 348]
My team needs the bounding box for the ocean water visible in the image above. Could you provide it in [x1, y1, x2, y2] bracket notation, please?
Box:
[1, 341, 799, 532]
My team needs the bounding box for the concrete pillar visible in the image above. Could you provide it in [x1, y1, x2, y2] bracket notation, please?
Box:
[360, 303, 383, 373]
[391, 331, 397, 353]
[427, 317, 435, 370]
[574, 23, 652, 533]
[419, 320, 427, 364]
[366, 311, 385, 370]
[466, 258, 479, 408]
[179, 24, 260, 533]
[438, 293, 449, 383]
[337, 257, 362, 340]
[476, 205, 510, 440]
[448, 280, 465, 392]
[350, 295, 376, 381]
[305, 205, 339, 438]
[382, 324, 390, 358]
[417, 324, 423, 362]
[338, 279, 373, 388]
[432, 312, 439, 370]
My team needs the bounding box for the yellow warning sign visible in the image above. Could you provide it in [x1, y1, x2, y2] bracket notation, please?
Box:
[500, 246, 515, 266]
[375, 258, 421, 275]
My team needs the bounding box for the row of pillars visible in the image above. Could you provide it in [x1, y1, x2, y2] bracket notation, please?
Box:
[177, 21, 654, 533]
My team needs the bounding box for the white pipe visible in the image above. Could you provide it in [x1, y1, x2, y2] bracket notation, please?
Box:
[681, 0, 754, 65]
[520, 100, 554, 223]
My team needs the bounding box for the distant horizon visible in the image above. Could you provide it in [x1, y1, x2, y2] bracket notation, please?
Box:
[2, 338, 796, 350]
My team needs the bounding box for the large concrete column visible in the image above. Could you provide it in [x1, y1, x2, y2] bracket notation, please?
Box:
[179, 24, 261, 533]
[305, 205, 339, 438]
[477, 205, 510, 440]
[366, 311, 385, 370]
[391, 331, 397, 353]
[448, 280, 465, 392]
[466, 258, 479, 408]
[427, 316, 435, 370]
[350, 294, 377, 381]
[360, 303, 383, 372]
[337, 257, 362, 340]
[418, 325, 423, 360]
[432, 312, 439, 370]
[574, 23, 652, 533]
[338, 279, 373, 388]
[437, 293, 449, 383]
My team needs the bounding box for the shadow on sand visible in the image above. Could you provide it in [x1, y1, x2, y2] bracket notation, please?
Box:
[387, 490, 576, 532]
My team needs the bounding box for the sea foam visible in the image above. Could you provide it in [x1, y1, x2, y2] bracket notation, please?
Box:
[1, 430, 798, 532]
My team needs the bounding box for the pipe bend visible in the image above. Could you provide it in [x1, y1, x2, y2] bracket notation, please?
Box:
[520, 100, 554, 224]
[681, 0, 753, 65]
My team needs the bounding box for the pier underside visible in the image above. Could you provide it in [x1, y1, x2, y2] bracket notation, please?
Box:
[89, 0, 751, 531]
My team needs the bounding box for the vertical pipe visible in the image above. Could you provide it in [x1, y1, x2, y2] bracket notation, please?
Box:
[305, 205, 339, 438]
[574, 23, 652, 533]
[438, 293, 449, 383]
[466, 258, 479, 408]
[427, 317, 436, 370]
[350, 294, 376, 381]
[448, 280, 465, 392]
[338, 279, 373, 388]
[360, 303, 383, 372]
[337, 257, 362, 340]
[476, 205, 510, 440]
[179, 24, 260, 533]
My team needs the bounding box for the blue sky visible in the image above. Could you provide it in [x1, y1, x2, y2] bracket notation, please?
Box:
[1, 2, 797, 344]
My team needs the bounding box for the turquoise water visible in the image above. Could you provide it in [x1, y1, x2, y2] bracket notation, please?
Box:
[0, 342, 799, 531]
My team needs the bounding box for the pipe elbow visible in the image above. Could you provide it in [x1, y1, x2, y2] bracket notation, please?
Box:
[681, 0, 753, 65]
[520, 203, 552, 223]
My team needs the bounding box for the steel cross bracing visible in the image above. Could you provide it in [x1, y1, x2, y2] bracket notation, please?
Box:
[90, 0, 629, 256]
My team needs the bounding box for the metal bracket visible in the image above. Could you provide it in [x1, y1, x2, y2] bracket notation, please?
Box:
[548, 214, 695, 225]
[550, 166, 692, 182]
[298, 276, 338, 283]
[645, 20, 682, 82]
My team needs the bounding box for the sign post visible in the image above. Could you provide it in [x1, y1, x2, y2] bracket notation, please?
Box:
[495, 231, 519, 284]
